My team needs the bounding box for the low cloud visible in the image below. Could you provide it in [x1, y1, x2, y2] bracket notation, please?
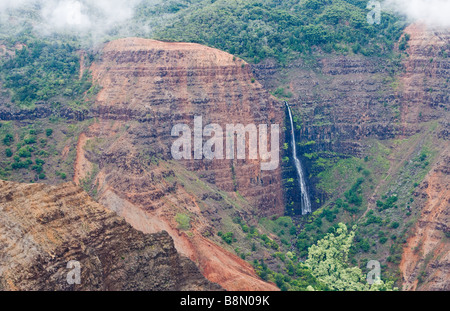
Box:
[0, 0, 148, 43]
[384, 0, 450, 28]
[41, 1, 92, 30]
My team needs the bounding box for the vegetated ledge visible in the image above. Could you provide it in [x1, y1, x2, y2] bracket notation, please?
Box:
[0, 101, 90, 121]
[0, 180, 222, 291]
[0, 100, 264, 124]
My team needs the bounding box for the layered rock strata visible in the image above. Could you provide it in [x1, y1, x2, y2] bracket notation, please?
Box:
[0, 180, 221, 291]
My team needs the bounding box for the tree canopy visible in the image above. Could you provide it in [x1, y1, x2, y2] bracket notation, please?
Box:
[305, 223, 397, 291]
[156, 0, 405, 63]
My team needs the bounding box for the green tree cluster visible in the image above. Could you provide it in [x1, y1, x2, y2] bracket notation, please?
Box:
[0, 39, 93, 107]
[305, 223, 396, 290]
[156, 0, 405, 63]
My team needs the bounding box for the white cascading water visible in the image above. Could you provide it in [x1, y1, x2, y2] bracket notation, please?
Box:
[285, 102, 312, 215]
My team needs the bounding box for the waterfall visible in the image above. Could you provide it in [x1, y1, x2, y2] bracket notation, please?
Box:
[285, 102, 312, 215]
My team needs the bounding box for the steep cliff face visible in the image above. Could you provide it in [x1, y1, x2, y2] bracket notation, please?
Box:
[399, 24, 450, 291]
[254, 53, 401, 158]
[253, 39, 406, 212]
[400, 154, 450, 291]
[0, 180, 221, 291]
[90, 38, 284, 216]
[253, 24, 449, 156]
[74, 38, 281, 291]
[399, 24, 450, 130]
[254, 23, 449, 290]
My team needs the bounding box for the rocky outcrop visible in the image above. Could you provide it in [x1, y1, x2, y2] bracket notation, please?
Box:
[73, 38, 281, 291]
[0, 180, 221, 291]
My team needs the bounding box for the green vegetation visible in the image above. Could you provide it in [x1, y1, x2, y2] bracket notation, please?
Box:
[0, 0, 437, 292]
[399, 33, 410, 51]
[254, 223, 396, 291]
[344, 177, 364, 208]
[0, 38, 94, 107]
[317, 157, 367, 195]
[3, 134, 14, 146]
[280, 130, 440, 289]
[272, 87, 293, 99]
[175, 213, 191, 231]
[0, 125, 65, 181]
[253, 257, 328, 291]
[55, 171, 67, 180]
[156, 0, 405, 63]
[305, 223, 396, 290]
[218, 231, 235, 244]
[376, 195, 398, 211]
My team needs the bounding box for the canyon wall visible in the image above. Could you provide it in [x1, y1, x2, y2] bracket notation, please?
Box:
[253, 24, 449, 155]
[74, 38, 282, 291]
[1, 24, 447, 291]
[90, 38, 284, 216]
[0, 180, 221, 291]
[254, 23, 449, 291]
[254, 53, 401, 158]
[398, 24, 450, 291]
